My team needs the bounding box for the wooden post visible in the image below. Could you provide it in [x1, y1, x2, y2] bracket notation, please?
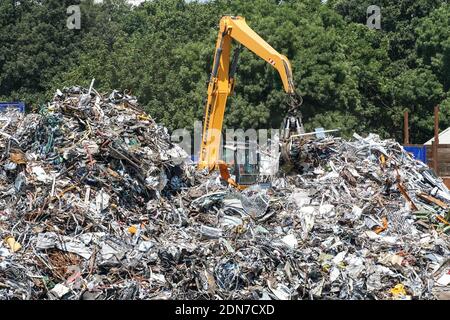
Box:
[432, 141, 437, 173]
[403, 111, 409, 145]
[434, 105, 439, 174]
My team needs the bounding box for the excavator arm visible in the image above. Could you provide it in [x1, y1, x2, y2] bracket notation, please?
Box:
[198, 16, 297, 180]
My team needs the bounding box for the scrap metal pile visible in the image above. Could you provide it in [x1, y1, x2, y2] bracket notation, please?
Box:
[0, 88, 449, 300]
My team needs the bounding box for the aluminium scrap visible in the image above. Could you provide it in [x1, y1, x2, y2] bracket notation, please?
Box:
[0, 88, 448, 300]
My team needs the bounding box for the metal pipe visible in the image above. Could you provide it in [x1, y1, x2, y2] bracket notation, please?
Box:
[229, 46, 241, 79]
[289, 128, 340, 139]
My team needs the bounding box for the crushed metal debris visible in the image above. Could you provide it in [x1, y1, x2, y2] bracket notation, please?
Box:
[0, 87, 448, 300]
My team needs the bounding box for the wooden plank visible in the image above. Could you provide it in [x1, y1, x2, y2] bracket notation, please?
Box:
[423, 144, 450, 149]
[435, 156, 450, 162]
[417, 192, 448, 209]
[429, 150, 450, 158]
[443, 177, 450, 189]
[409, 144, 450, 148]
[427, 155, 450, 159]
[403, 144, 425, 147]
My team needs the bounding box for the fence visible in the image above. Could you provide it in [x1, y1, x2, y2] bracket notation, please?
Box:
[425, 144, 450, 176]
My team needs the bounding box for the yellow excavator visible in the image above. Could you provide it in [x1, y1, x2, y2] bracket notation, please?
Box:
[198, 16, 303, 189]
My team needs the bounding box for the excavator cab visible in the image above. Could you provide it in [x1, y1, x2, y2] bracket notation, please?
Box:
[231, 142, 260, 186]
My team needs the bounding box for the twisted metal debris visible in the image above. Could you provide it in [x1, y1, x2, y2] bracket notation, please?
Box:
[0, 87, 448, 300]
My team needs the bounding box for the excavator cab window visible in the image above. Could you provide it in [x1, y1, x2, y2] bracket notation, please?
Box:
[233, 142, 259, 186]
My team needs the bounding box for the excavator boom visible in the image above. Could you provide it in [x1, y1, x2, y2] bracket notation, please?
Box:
[198, 15, 297, 179]
[223, 17, 295, 94]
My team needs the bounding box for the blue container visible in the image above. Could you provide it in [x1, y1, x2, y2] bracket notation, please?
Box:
[403, 145, 427, 163]
[0, 102, 25, 113]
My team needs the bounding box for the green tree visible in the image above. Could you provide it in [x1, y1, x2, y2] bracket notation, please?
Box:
[0, 0, 84, 107]
[2, 0, 449, 145]
[416, 3, 450, 91]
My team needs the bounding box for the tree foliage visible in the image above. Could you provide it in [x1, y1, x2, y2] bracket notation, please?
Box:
[1, 0, 449, 143]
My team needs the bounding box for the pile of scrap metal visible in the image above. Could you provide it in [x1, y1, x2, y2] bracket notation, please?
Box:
[0, 87, 448, 300]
